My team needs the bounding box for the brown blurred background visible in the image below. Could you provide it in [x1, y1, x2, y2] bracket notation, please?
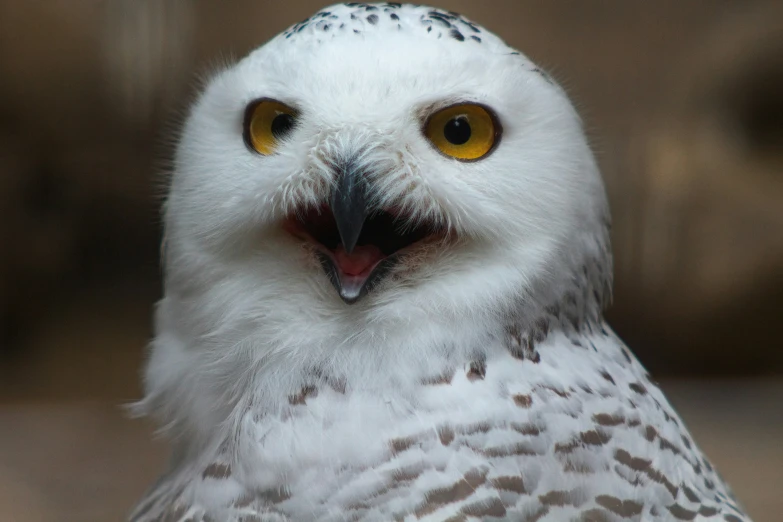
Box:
[0, 1, 781, 521]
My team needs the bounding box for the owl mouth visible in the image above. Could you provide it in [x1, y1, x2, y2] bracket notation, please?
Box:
[285, 205, 438, 304]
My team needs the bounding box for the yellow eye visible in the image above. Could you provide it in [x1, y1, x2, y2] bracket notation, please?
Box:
[424, 103, 500, 161]
[243, 99, 298, 155]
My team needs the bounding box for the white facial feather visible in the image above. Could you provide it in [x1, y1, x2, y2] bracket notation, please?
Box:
[131, 4, 749, 522]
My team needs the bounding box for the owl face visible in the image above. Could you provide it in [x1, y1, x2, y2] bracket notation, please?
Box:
[164, 6, 605, 329]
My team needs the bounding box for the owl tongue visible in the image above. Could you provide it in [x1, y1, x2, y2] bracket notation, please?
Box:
[333, 244, 385, 276]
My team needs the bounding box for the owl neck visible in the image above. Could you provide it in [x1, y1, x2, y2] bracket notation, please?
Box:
[142, 220, 613, 456]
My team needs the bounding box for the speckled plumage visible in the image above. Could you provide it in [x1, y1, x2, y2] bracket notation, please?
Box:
[130, 4, 751, 521]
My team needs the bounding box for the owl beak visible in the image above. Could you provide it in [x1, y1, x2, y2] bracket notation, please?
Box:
[330, 161, 369, 254]
[285, 160, 441, 305]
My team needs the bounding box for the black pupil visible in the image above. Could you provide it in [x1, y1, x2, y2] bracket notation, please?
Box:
[443, 116, 471, 145]
[271, 113, 295, 138]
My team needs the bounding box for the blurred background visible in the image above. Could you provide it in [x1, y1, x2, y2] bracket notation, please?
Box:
[0, 1, 781, 520]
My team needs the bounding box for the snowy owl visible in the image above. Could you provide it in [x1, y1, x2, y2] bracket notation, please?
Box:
[131, 4, 751, 522]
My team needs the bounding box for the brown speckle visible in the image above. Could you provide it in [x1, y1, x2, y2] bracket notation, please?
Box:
[554, 440, 580, 454]
[614, 449, 651, 472]
[510, 422, 540, 436]
[629, 382, 647, 395]
[578, 508, 612, 522]
[682, 486, 700, 503]
[539, 384, 570, 398]
[389, 435, 418, 455]
[579, 429, 611, 446]
[699, 506, 719, 517]
[391, 466, 424, 483]
[595, 495, 643, 517]
[438, 425, 455, 446]
[329, 378, 347, 394]
[668, 504, 698, 520]
[415, 468, 488, 517]
[467, 360, 485, 381]
[599, 370, 615, 385]
[460, 497, 506, 517]
[490, 475, 527, 494]
[202, 462, 231, 480]
[593, 413, 625, 426]
[659, 436, 682, 456]
[513, 394, 533, 408]
[481, 442, 541, 458]
[539, 489, 583, 507]
[288, 385, 318, 405]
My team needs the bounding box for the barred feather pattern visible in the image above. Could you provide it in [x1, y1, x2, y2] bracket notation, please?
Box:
[131, 324, 750, 522]
[131, 228, 749, 521]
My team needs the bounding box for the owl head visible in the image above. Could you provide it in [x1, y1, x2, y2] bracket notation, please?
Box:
[142, 4, 610, 435]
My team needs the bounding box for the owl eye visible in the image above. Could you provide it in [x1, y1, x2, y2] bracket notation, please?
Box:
[243, 99, 298, 155]
[424, 103, 501, 161]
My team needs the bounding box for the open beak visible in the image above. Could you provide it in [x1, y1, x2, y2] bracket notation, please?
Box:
[330, 160, 369, 255]
[285, 159, 443, 304]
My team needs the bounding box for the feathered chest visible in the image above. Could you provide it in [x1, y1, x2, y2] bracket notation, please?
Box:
[132, 325, 747, 521]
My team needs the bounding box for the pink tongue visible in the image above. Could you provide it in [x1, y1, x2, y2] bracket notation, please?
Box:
[334, 244, 385, 276]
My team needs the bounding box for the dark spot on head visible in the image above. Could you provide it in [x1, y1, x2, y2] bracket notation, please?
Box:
[390, 13, 399, 20]
[470, 35, 481, 42]
[450, 29, 464, 41]
[365, 4, 378, 10]
[462, 21, 481, 33]
[428, 14, 451, 28]
[366, 14, 378, 24]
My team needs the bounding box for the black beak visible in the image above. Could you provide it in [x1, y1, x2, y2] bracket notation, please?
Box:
[330, 160, 369, 254]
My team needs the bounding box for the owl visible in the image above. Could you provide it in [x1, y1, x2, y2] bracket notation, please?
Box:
[130, 4, 751, 521]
